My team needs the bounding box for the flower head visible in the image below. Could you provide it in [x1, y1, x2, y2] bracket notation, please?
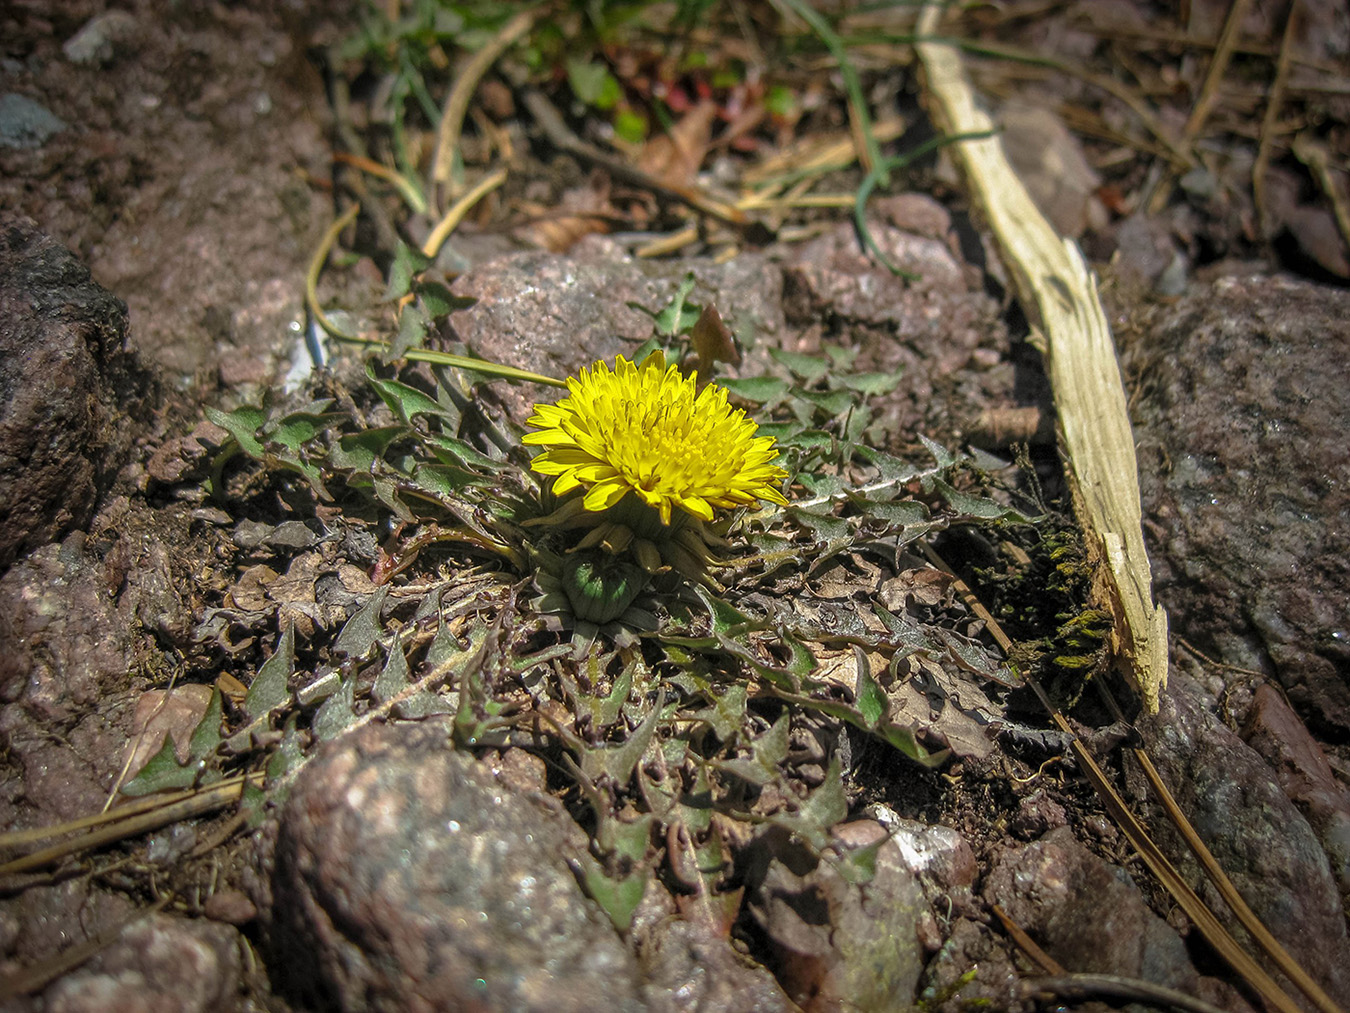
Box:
[523, 352, 788, 526]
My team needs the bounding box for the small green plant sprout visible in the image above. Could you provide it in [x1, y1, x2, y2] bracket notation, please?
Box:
[522, 350, 789, 624]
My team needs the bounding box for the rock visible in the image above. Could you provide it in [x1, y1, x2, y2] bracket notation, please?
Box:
[0, 216, 152, 569]
[39, 914, 242, 1013]
[444, 237, 785, 424]
[777, 209, 1015, 442]
[1008, 789, 1068, 841]
[201, 889, 257, 928]
[782, 215, 968, 324]
[1, 6, 339, 389]
[637, 916, 796, 1013]
[1243, 682, 1350, 903]
[0, 523, 189, 723]
[260, 720, 643, 1012]
[918, 915, 1025, 1013]
[0, 538, 133, 721]
[1131, 275, 1350, 733]
[985, 825, 1198, 989]
[997, 102, 1102, 239]
[145, 421, 228, 486]
[0, 94, 66, 150]
[747, 817, 975, 1011]
[0, 522, 205, 980]
[1138, 672, 1350, 1008]
[62, 10, 141, 67]
[1106, 213, 1188, 294]
[0, 882, 137, 999]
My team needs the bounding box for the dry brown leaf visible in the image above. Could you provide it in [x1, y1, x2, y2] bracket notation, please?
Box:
[636, 99, 718, 191]
[125, 685, 214, 777]
[514, 179, 617, 252]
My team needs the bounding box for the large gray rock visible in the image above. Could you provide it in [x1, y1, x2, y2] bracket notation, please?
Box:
[443, 236, 786, 424]
[261, 721, 644, 1012]
[1243, 682, 1350, 904]
[985, 825, 1198, 988]
[636, 914, 797, 1013]
[1130, 274, 1350, 732]
[1139, 672, 1350, 1009]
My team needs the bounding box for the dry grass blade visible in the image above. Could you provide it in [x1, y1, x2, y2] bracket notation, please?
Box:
[1253, 0, 1302, 236]
[1062, 732, 1307, 1013]
[915, 3, 1167, 713]
[1292, 132, 1350, 253]
[520, 89, 752, 230]
[1134, 748, 1346, 1013]
[429, 7, 538, 203]
[956, 38, 1191, 170]
[422, 167, 507, 259]
[1148, 0, 1256, 213]
[930, 541, 1343, 1013]
[992, 903, 1064, 974]
[636, 225, 700, 258]
[334, 152, 427, 214]
[0, 773, 263, 878]
[741, 116, 908, 188]
[1180, 0, 1255, 146]
[305, 203, 361, 341]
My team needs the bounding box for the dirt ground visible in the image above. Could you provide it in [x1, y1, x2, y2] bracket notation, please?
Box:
[2, 2, 1349, 1011]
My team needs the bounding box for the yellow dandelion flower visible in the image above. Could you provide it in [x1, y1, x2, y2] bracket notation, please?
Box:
[523, 352, 789, 526]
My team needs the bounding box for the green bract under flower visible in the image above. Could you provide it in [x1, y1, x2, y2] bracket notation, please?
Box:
[523, 352, 789, 525]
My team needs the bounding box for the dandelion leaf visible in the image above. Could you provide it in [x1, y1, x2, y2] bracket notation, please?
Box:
[333, 586, 389, 658]
[121, 732, 199, 797]
[582, 690, 665, 786]
[187, 687, 224, 761]
[688, 681, 747, 742]
[716, 712, 790, 786]
[245, 624, 294, 720]
[768, 755, 848, 853]
[582, 855, 648, 933]
[314, 673, 356, 741]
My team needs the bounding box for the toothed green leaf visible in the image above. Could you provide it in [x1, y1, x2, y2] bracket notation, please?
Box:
[388, 303, 429, 361]
[769, 348, 830, 385]
[719, 375, 791, 404]
[414, 280, 475, 319]
[768, 755, 848, 852]
[333, 587, 389, 658]
[837, 370, 902, 397]
[933, 477, 1036, 524]
[121, 733, 199, 797]
[187, 687, 224, 761]
[792, 387, 855, 418]
[716, 712, 790, 785]
[653, 272, 699, 336]
[689, 682, 747, 742]
[328, 426, 405, 471]
[855, 648, 887, 729]
[582, 858, 647, 932]
[245, 625, 294, 720]
[205, 405, 266, 459]
[919, 434, 958, 470]
[581, 691, 665, 786]
[366, 362, 452, 424]
[314, 673, 356, 741]
[383, 240, 432, 302]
